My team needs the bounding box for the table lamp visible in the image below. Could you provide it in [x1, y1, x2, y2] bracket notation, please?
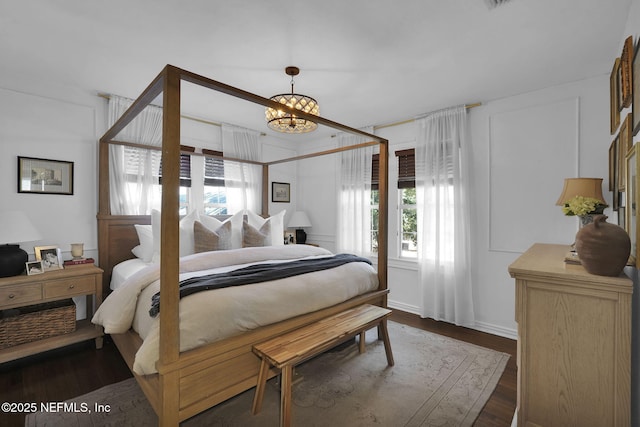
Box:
[0, 211, 42, 277]
[556, 178, 607, 226]
[288, 211, 312, 244]
[556, 178, 606, 206]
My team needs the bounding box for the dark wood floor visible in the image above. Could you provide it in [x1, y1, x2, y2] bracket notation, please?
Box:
[0, 310, 516, 427]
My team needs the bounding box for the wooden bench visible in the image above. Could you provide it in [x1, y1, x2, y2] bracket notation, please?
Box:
[251, 304, 394, 427]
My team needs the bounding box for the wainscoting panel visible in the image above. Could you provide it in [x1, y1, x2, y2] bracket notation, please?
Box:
[489, 98, 579, 253]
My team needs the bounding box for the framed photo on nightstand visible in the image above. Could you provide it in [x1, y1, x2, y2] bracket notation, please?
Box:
[26, 260, 44, 276]
[35, 246, 63, 271]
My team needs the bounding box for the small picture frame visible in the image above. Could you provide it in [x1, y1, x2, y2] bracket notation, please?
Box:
[34, 246, 63, 271]
[284, 231, 296, 245]
[18, 156, 74, 195]
[272, 182, 290, 203]
[26, 260, 44, 276]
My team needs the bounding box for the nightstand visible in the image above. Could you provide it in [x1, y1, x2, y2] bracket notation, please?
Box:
[0, 265, 103, 363]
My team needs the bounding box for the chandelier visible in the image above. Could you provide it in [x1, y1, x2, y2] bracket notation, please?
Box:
[265, 66, 319, 133]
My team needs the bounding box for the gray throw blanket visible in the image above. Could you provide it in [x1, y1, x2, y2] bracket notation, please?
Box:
[149, 253, 371, 316]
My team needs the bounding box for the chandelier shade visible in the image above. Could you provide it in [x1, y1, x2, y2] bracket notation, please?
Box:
[265, 66, 319, 134]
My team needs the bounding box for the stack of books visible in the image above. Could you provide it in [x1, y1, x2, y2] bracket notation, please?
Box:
[63, 258, 95, 268]
[564, 251, 581, 265]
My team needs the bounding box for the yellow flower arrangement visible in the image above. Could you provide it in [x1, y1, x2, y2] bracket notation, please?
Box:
[561, 195, 607, 216]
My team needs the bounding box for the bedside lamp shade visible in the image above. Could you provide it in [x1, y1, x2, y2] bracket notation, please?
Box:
[288, 211, 312, 244]
[0, 211, 42, 277]
[555, 178, 606, 205]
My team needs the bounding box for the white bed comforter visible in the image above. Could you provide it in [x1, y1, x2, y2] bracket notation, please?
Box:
[92, 245, 378, 375]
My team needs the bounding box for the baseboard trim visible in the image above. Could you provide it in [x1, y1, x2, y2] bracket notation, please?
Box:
[473, 320, 517, 340]
[388, 300, 518, 340]
[388, 300, 420, 315]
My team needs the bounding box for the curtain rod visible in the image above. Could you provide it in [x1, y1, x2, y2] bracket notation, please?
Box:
[373, 102, 481, 131]
[97, 93, 267, 136]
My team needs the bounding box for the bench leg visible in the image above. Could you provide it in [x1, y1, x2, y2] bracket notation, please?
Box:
[252, 358, 269, 414]
[280, 365, 293, 427]
[359, 331, 366, 354]
[379, 319, 394, 366]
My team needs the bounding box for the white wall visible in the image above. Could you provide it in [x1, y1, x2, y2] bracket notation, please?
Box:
[471, 75, 610, 337]
[295, 73, 610, 339]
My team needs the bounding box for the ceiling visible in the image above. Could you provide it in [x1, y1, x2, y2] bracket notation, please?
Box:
[0, 0, 632, 140]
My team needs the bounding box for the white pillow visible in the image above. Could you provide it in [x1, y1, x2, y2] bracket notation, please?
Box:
[131, 224, 154, 262]
[198, 211, 244, 249]
[151, 209, 201, 259]
[245, 210, 285, 246]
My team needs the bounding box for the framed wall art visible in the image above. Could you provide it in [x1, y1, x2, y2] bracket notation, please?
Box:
[626, 144, 638, 266]
[609, 137, 617, 192]
[18, 156, 74, 195]
[611, 57, 621, 134]
[620, 113, 633, 192]
[271, 182, 290, 203]
[621, 36, 633, 108]
[634, 41, 640, 135]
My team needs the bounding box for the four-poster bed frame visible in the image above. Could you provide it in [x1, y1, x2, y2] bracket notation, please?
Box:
[97, 64, 389, 426]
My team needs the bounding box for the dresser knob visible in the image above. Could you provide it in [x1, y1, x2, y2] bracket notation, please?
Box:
[69, 284, 75, 289]
[8, 294, 14, 299]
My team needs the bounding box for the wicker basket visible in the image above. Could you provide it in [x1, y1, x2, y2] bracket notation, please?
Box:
[0, 299, 76, 349]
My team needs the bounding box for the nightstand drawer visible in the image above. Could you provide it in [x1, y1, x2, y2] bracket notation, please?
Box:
[0, 284, 42, 307]
[43, 276, 96, 299]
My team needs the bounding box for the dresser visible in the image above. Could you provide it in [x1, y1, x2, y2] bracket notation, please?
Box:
[0, 265, 103, 363]
[509, 243, 632, 427]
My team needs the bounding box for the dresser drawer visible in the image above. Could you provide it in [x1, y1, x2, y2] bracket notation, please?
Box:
[43, 275, 96, 299]
[0, 284, 42, 307]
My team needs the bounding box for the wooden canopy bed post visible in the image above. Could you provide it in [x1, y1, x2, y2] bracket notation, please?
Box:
[157, 65, 182, 426]
[97, 64, 389, 426]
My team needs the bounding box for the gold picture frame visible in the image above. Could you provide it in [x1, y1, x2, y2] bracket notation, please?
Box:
[609, 137, 617, 192]
[611, 57, 621, 134]
[619, 113, 633, 192]
[34, 245, 63, 271]
[626, 144, 638, 267]
[621, 36, 634, 108]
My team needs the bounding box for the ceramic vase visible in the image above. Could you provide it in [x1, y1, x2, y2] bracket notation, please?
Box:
[574, 215, 630, 276]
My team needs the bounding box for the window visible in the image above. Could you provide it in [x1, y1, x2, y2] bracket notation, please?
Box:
[158, 145, 194, 215]
[369, 150, 418, 258]
[396, 149, 417, 258]
[370, 154, 380, 253]
[202, 149, 228, 215]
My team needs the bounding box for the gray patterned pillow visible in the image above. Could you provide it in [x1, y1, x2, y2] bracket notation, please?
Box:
[193, 220, 233, 253]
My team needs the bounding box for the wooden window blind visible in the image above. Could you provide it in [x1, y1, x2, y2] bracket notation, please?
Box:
[395, 148, 415, 189]
[371, 153, 380, 190]
[159, 145, 194, 187]
[202, 149, 225, 187]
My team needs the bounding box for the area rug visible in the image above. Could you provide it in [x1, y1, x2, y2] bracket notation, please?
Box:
[25, 321, 509, 427]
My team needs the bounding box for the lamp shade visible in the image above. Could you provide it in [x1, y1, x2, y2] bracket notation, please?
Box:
[555, 178, 606, 206]
[288, 211, 312, 229]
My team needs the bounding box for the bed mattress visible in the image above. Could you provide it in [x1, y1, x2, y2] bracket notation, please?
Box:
[93, 245, 378, 375]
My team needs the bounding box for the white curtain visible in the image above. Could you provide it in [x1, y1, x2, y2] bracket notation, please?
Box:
[107, 95, 163, 215]
[221, 123, 262, 214]
[415, 106, 474, 326]
[336, 127, 374, 256]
